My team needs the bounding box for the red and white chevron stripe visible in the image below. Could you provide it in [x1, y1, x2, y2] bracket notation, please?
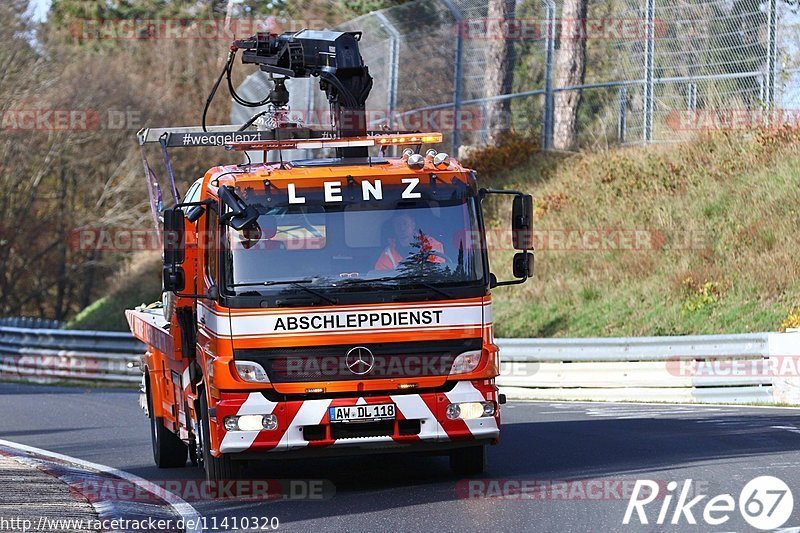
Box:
[214, 379, 499, 454]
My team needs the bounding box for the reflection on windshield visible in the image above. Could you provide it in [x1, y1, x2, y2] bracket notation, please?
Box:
[222, 184, 484, 297]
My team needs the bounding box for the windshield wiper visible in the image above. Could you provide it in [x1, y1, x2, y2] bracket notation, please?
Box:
[343, 276, 454, 299]
[231, 279, 338, 305]
[231, 278, 315, 288]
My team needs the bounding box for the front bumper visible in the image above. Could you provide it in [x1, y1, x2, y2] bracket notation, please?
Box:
[213, 379, 500, 455]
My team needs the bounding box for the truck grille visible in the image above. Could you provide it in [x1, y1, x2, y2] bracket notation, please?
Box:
[235, 338, 482, 383]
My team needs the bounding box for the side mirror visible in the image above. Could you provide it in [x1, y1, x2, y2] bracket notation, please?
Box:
[163, 208, 185, 266]
[513, 252, 534, 279]
[163, 207, 186, 292]
[480, 188, 535, 288]
[219, 186, 247, 218]
[229, 206, 260, 231]
[185, 204, 205, 223]
[512, 194, 533, 250]
[219, 186, 260, 230]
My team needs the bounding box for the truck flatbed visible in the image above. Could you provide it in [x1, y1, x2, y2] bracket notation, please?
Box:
[125, 308, 173, 356]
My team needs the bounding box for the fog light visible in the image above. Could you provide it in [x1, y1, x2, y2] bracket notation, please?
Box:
[450, 350, 482, 374]
[446, 403, 461, 420]
[223, 416, 239, 431]
[262, 413, 278, 431]
[234, 360, 269, 383]
[237, 414, 264, 431]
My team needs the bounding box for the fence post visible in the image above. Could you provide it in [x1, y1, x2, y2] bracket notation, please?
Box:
[374, 11, 400, 129]
[765, 0, 777, 111]
[542, 0, 556, 150]
[687, 82, 697, 112]
[643, 0, 655, 143]
[442, 0, 464, 155]
[617, 86, 627, 143]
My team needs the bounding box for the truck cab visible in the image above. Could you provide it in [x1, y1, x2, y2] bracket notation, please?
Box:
[128, 145, 532, 481]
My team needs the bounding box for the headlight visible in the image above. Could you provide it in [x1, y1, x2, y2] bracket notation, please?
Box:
[450, 350, 482, 374]
[446, 401, 496, 420]
[224, 416, 238, 431]
[234, 360, 270, 383]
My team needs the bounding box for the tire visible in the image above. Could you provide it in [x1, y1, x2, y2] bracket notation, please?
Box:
[449, 445, 486, 476]
[199, 388, 240, 482]
[148, 386, 188, 468]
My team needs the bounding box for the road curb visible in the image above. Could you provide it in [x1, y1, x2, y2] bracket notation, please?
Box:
[0, 440, 201, 533]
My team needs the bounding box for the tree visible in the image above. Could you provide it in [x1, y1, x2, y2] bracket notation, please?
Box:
[552, 0, 588, 150]
[485, 0, 517, 146]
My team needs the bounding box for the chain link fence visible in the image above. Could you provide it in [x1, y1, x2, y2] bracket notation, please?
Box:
[233, 0, 800, 154]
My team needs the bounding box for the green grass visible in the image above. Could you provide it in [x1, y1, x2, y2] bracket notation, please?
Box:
[479, 128, 800, 337]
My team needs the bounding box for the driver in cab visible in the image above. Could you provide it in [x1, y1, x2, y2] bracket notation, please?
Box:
[374, 213, 445, 270]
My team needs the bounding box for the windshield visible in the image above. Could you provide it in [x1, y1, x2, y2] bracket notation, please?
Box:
[219, 179, 485, 303]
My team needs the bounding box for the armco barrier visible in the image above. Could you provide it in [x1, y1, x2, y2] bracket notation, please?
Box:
[0, 317, 63, 329]
[496, 332, 800, 405]
[0, 326, 144, 386]
[1, 323, 798, 405]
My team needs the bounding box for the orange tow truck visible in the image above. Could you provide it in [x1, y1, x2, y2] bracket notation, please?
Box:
[126, 30, 533, 481]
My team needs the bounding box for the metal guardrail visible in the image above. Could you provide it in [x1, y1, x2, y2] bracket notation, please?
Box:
[496, 332, 800, 405]
[0, 317, 63, 329]
[0, 326, 144, 385]
[0, 324, 797, 405]
[497, 333, 770, 362]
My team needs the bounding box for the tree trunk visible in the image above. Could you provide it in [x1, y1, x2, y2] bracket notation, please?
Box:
[485, 0, 516, 146]
[553, 0, 588, 150]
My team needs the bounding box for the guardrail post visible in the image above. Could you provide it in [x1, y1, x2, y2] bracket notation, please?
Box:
[541, 0, 556, 151]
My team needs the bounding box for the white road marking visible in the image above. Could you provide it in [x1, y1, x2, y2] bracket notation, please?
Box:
[0, 438, 201, 533]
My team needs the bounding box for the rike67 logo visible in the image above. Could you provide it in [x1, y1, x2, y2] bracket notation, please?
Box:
[623, 476, 793, 530]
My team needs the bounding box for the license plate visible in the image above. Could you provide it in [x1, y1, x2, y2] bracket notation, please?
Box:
[329, 403, 395, 423]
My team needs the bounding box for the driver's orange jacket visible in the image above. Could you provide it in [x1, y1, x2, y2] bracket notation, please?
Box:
[374, 234, 445, 270]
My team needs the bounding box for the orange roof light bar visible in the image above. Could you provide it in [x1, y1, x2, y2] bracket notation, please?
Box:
[225, 132, 443, 152]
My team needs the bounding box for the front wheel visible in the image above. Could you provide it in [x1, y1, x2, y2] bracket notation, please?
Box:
[198, 388, 240, 482]
[148, 386, 187, 468]
[449, 445, 485, 476]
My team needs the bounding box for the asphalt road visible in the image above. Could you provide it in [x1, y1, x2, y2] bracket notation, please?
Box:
[2, 382, 800, 532]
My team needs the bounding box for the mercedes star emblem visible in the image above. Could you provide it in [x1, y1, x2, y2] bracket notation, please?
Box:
[345, 346, 375, 375]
